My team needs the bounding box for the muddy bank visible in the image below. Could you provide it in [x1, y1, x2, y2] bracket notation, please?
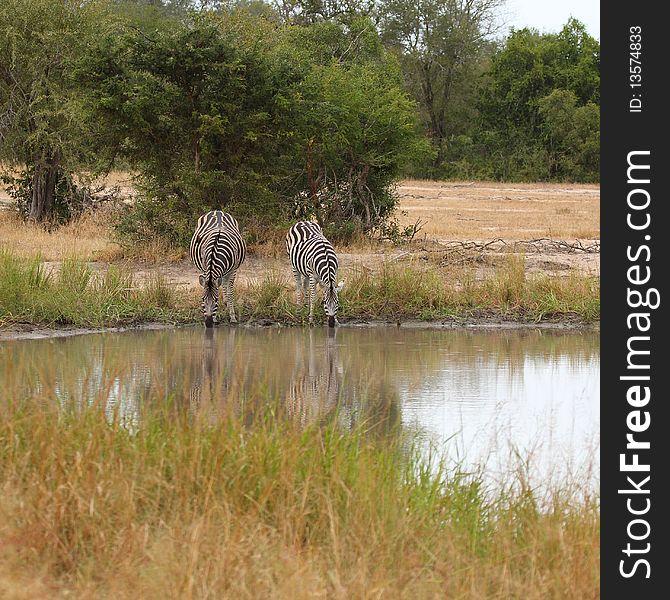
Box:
[0, 321, 182, 342]
[0, 316, 598, 342]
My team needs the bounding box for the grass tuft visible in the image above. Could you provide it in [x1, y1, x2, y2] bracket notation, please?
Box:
[0, 251, 195, 327]
[0, 250, 599, 329]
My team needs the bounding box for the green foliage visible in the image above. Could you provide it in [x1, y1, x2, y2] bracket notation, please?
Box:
[387, 15, 600, 182]
[80, 9, 425, 246]
[273, 23, 430, 233]
[538, 90, 600, 181]
[82, 10, 281, 235]
[85, 12, 261, 242]
[0, 0, 113, 222]
[2, 0, 600, 233]
[273, 0, 378, 25]
[379, 0, 504, 175]
[479, 19, 599, 128]
[470, 19, 600, 182]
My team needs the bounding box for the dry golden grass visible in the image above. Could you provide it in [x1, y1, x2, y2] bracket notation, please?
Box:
[0, 177, 600, 278]
[0, 210, 119, 261]
[396, 180, 600, 240]
[0, 396, 600, 600]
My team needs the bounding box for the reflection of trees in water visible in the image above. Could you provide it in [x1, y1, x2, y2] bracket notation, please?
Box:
[0, 327, 595, 437]
[337, 366, 401, 440]
[1, 333, 191, 424]
[324, 328, 599, 409]
[1, 336, 144, 428]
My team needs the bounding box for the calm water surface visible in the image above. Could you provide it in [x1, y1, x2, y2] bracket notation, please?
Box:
[1, 326, 599, 485]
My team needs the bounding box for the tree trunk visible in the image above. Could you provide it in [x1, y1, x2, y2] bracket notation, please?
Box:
[357, 165, 371, 229]
[306, 138, 316, 204]
[194, 138, 201, 174]
[29, 156, 59, 222]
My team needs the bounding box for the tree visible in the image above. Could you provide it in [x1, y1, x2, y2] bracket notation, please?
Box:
[474, 18, 600, 181]
[269, 16, 428, 232]
[0, 0, 105, 222]
[82, 8, 425, 245]
[379, 0, 503, 173]
[270, 0, 377, 25]
[80, 10, 283, 244]
[538, 89, 599, 181]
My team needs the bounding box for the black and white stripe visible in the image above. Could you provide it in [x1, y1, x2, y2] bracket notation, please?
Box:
[286, 221, 343, 327]
[190, 210, 246, 327]
[286, 329, 341, 425]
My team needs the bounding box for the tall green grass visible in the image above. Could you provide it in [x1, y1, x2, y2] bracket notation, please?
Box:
[0, 251, 599, 329]
[239, 257, 600, 324]
[0, 393, 599, 599]
[0, 250, 194, 327]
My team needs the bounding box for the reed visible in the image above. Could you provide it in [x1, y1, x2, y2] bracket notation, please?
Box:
[330, 257, 599, 323]
[0, 250, 194, 327]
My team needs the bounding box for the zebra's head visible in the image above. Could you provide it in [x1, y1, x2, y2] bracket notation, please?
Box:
[199, 274, 222, 328]
[323, 280, 345, 328]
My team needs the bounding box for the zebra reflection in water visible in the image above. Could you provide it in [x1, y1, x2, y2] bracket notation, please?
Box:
[188, 327, 236, 422]
[285, 328, 343, 427]
[187, 328, 344, 427]
[186, 328, 400, 436]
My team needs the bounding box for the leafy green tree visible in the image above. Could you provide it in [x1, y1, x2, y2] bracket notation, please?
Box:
[270, 0, 377, 24]
[474, 18, 599, 181]
[80, 10, 285, 244]
[0, 0, 106, 222]
[270, 16, 428, 233]
[82, 9, 424, 245]
[379, 0, 503, 173]
[538, 89, 599, 181]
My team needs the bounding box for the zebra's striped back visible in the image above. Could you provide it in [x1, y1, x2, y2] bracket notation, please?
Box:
[286, 221, 337, 287]
[190, 211, 246, 326]
[285, 221, 322, 256]
[190, 211, 245, 276]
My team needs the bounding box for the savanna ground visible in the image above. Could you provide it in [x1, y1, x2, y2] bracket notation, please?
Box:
[0, 178, 600, 598]
[0, 177, 599, 338]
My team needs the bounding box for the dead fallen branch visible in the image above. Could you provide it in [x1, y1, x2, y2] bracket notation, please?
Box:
[421, 238, 600, 255]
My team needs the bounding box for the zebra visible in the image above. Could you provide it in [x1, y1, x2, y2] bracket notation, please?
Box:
[190, 210, 246, 327]
[286, 221, 344, 328]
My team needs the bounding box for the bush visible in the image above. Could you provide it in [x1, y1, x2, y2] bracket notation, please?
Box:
[0, 167, 92, 226]
[82, 11, 425, 249]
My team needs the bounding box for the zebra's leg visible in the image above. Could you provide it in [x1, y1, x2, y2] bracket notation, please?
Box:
[224, 274, 237, 323]
[293, 268, 303, 306]
[308, 276, 317, 325]
[302, 275, 309, 307]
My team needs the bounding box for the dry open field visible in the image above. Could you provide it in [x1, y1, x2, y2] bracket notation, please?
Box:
[0, 178, 600, 290]
[395, 180, 599, 240]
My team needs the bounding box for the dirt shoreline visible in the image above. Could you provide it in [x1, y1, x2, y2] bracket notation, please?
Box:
[0, 317, 599, 341]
